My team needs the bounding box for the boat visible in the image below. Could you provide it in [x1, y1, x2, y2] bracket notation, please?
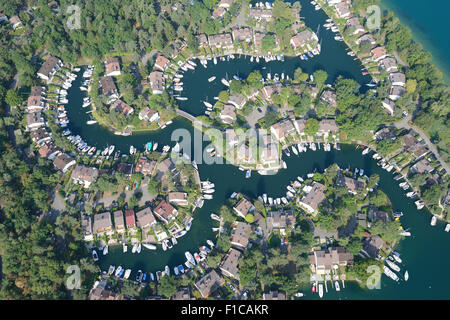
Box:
[150, 273, 155, 282]
[430, 216, 437, 226]
[102, 245, 108, 255]
[86, 120, 97, 125]
[165, 265, 170, 276]
[281, 197, 288, 204]
[185, 251, 196, 265]
[392, 253, 402, 264]
[171, 236, 177, 245]
[129, 145, 136, 155]
[199, 246, 210, 254]
[131, 242, 138, 253]
[393, 211, 403, 218]
[166, 239, 173, 250]
[203, 101, 213, 108]
[383, 266, 399, 282]
[156, 271, 162, 282]
[136, 243, 141, 253]
[221, 78, 230, 86]
[245, 170, 251, 178]
[203, 188, 215, 194]
[122, 243, 127, 253]
[178, 265, 185, 274]
[123, 269, 131, 279]
[404, 270, 409, 281]
[335, 281, 340, 292]
[136, 270, 143, 282]
[142, 243, 157, 250]
[152, 142, 158, 151]
[175, 96, 188, 101]
[262, 194, 267, 203]
[318, 283, 323, 298]
[92, 250, 99, 261]
[162, 240, 167, 251]
[445, 224, 450, 232]
[142, 273, 147, 282]
[208, 76, 216, 82]
[206, 240, 215, 248]
[107, 145, 115, 156]
[210, 213, 221, 221]
[194, 252, 201, 264]
[115, 266, 123, 277]
[107, 265, 115, 275]
[174, 267, 179, 276]
[385, 259, 400, 272]
[268, 197, 273, 205]
[283, 148, 291, 157]
[203, 194, 213, 200]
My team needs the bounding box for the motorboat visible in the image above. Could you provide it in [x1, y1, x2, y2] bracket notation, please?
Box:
[103, 245, 108, 255]
[136, 270, 143, 282]
[206, 240, 215, 248]
[115, 266, 123, 277]
[383, 266, 399, 282]
[203, 101, 213, 108]
[431, 216, 437, 226]
[194, 252, 201, 264]
[208, 76, 216, 82]
[92, 250, 99, 261]
[166, 239, 173, 250]
[150, 273, 155, 282]
[335, 281, 340, 292]
[108, 145, 115, 156]
[107, 265, 115, 275]
[123, 243, 127, 253]
[178, 265, 185, 274]
[162, 240, 167, 251]
[176, 97, 188, 101]
[132, 243, 138, 253]
[185, 251, 196, 265]
[123, 269, 131, 279]
[404, 270, 409, 281]
[385, 259, 400, 272]
[142, 243, 157, 250]
[221, 78, 230, 86]
[445, 223, 450, 232]
[136, 243, 141, 253]
[165, 265, 170, 276]
[174, 267, 179, 276]
[318, 283, 323, 298]
[210, 213, 221, 221]
[291, 145, 298, 155]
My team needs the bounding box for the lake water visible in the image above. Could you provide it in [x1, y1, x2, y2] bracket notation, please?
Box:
[64, 0, 450, 299]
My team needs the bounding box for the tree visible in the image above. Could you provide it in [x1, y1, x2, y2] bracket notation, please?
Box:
[261, 34, 276, 52]
[405, 79, 417, 94]
[245, 213, 254, 223]
[313, 69, 328, 87]
[158, 276, 177, 298]
[304, 118, 319, 136]
[367, 174, 380, 189]
[5, 90, 23, 107]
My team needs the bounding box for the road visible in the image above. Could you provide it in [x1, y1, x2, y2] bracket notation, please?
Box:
[220, 4, 248, 32]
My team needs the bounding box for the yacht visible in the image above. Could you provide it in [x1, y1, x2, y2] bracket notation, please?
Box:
[291, 145, 299, 155]
[404, 270, 409, 281]
[206, 240, 215, 248]
[203, 101, 213, 108]
[385, 259, 400, 272]
[210, 213, 221, 221]
[392, 253, 402, 264]
[335, 281, 340, 292]
[92, 250, 99, 261]
[164, 265, 170, 276]
[445, 223, 450, 232]
[142, 243, 157, 250]
[108, 145, 115, 156]
[221, 78, 230, 86]
[176, 97, 188, 101]
[102, 245, 108, 255]
[185, 251, 196, 265]
[262, 194, 267, 203]
[122, 243, 127, 253]
[166, 239, 173, 250]
[123, 269, 131, 279]
[136, 243, 141, 253]
[383, 266, 399, 282]
[318, 283, 323, 298]
[362, 147, 370, 155]
[136, 270, 143, 282]
[162, 240, 167, 251]
[430, 216, 437, 226]
[115, 266, 123, 277]
[107, 265, 115, 275]
[194, 253, 201, 264]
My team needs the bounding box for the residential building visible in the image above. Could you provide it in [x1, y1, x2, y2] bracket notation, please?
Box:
[388, 86, 406, 101]
[30, 128, 51, 145]
[9, 15, 22, 29]
[212, 6, 226, 19]
[298, 182, 326, 215]
[111, 99, 134, 117]
[389, 72, 406, 87]
[81, 214, 93, 241]
[99, 76, 119, 101]
[231, 27, 253, 43]
[70, 165, 99, 188]
[247, 8, 273, 22]
[93, 212, 114, 236]
[135, 157, 156, 175]
[261, 83, 282, 100]
[230, 221, 252, 249]
[290, 29, 318, 51]
[149, 71, 165, 94]
[53, 153, 76, 173]
[156, 158, 175, 180]
[196, 34, 209, 47]
[168, 192, 188, 206]
[228, 93, 246, 109]
[37, 56, 62, 82]
[153, 200, 178, 224]
[335, 2, 351, 18]
[208, 33, 234, 49]
[104, 57, 121, 76]
[219, 104, 236, 125]
[380, 57, 398, 73]
[194, 270, 225, 298]
[225, 128, 239, 147]
[346, 18, 365, 36]
[26, 112, 45, 131]
[154, 55, 170, 71]
[233, 198, 254, 218]
[355, 33, 376, 46]
[262, 291, 286, 300]
[267, 209, 296, 230]
[260, 142, 280, 166]
[125, 210, 136, 230]
[172, 287, 193, 300]
[320, 90, 337, 108]
[371, 46, 388, 62]
[381, 98, 395, 116]
[270, 119, 295, 141]
[410, 159, 434, 174]
[309, 247, 354, 274]
[336, 174, 366, 195]
[318, 119, 339, 135]
[236, 143, 257, 165]
[113, 210, 125, 234]
[219, 248, 242, 279]
[138, 106, 159, 122]
[135, 207, 157, 229]
[293, 118, 306, 135]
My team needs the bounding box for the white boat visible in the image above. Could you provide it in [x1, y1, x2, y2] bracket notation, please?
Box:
[92, 250, 99, 261]
[203, 188, 215, 194]
[171, 236, 177, 245]
[131, 243, 138, 253]
[335, 281, 340, 292]
[174, 267, 179, 276]
[176, 97, 188, 101]
[203, 101, 213, 108]
[86, 120, 97, 125]
[150, 273, 155, 281]
[203, 194, 213, 200]
[286, 191, 294, 198]
[362, 147, 370, 155]
[400, 231, 411, 236]
[291, 145, 299, 155]
[115, 266, 123, 277]
[152, 142, 158, 151]
[208, 76, 216, 82]
[165, 265, 170, 276]
[383, 266, 399, 282]
[129, 145, 136, 155]
[206, 240, 215, 248]
[445, 223, 450, 232]
[107, 265, 115, 275]
[123, 269, 131, 279]
[123, 243, 127, 253]
[318, 283, 323, 298]
[404, 270, 409, 281]
[136, 243, 141, 253]
[281, 197, 288, 204]
[386, 259, 400, 272]
[210, 213, 221, 221]
[430, 216, 437, 226]
[213, 57, 217, 65]
[262, 194, 267, 203]
[221, 78, 230, 86]
[108, 145, 115, 156]
[103, 245, 108, 255]
[162, 240, 167, 251]
[142, 243, 157, 250]
[392, 254, 402, 264]
[268, 197, 273, 205]
[185, 251, 196, 265]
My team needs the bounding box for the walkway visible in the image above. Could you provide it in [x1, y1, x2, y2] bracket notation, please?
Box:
[175, 109, 224, 131]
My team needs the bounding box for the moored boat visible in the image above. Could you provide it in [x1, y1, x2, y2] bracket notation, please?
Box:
[115, 266, 123, 277]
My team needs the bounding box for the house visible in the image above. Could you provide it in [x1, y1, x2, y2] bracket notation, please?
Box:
[125, 210, 136, 230]
[27, 95, 46, 112]
[309, 247, 353, 274]
[116, 163, 133, 177]
[403, 133, 428, 158]
[230, 221, 252, 249]
[381, 99, 396, 116]
[154, 55, 170, 72]
[138, 106, 159, 122]
[93, 212, 114, 236]
[218, 0, 234, 8]
[81, 214, 93, 241]
[335, 2, 351, 18]
[290, 29, 318, 51]
[346, 18, 366, 36]
[374, 127, 396, 141]
[135, 157, 156, 175]
[89, 286, 118, 300]
[194, 270, 225, 298]
[148, 71, 164, 94]
[318, 119, 339, 135]
[336, 174, 366, 195]
[262, 291, 286, 300]
[293, 118, 306, 135]
[70, 165, 99, 188]
[371, 46, 388, 62]
[135, 207, 157, 229]
[156, 158, 175, 180]
[172, 287, 193, 300]
[104, 57, 121, 77]
[380, 57, 398, 73]
[113, 210, 125, 234]
[355, 34, 376, 46]
[37, 56, 62, 82]
[26, 112, 45, 131]
[111, 100, 134, 117]
[247, 8, 273, 22]
[231, 27, 253, 43]
[362, 234, 383, 258]
[219, 248, 242, 279]
[228, 94, 246, 109]
[99, 77, 119, 101]
[388, 86, 406, 101]
[9, 15, 22, 29]
[320, 90, 337, 108]
[153, 200, 178, 224]
[212, 6, 227, 19]
[168, 192, 188, 206]
[53, 153, 76, 173]
[261, 83, 282, 100]
[39, 143, 60, 159]
[219, 104, 236, 125]
[233, 198, 254, 218]
[236, 143, 257, 165]
[30, 128, 51, 145]
[224, 128, 239, 147]
[253, 32, 266, 48]
[196, 34, 209, 47]
[260, 142, 280, 166]
[208, 33, 234, 49]
[267, 209, 296, 230]
[389, 73, 406, 87]
[410, 159, 434, 174]
[298, 182, 326, 215]
[270, 119, 295, 141]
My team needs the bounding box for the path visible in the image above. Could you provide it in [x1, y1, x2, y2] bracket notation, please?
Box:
[175, 109, 224, 131]
[394, 114, 449, 174]
[220, 4, 247, 32]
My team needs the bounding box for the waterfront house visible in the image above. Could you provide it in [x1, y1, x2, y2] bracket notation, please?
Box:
[290, 29, 318, 51]
[30, 128, 51, 145]
[37, 56, 62, 83]
[153, 200, 178, 224]
[219, 248, 242, 279]
[136, 207, 157, 229]
[212, 6, 227, 19]
[172, 287, 193, 300]
[113, 210, 125, 234]
[195, 34, 209, 47]
[138, 106, 159, 122]
[260, 142, 280, 166]
[309, 247, 354, 274]
[116, 163, 133, 177]
[156, 158, 175, 180]
[149, 71, 164, 94]
[371, 46, 388, 62]
[70, 165, 99, 189]
[402, 133, 428, 159]
[267, 209, 296, 230]
[362, 234, 383, 258]
[262, 291, 286, 300]
[261, 83, 282, 101]
[389, 72, 406, 87]
[135, 157, 157, 175]
[81, 214, 93, 241]
[270, 119, 295, 141]
[380, 57, 398, 73]
[27, 95, 46, 112]
[111, 99, 134, 117]
[99, 76, 119, 102]
[168, 192, 188, 206]
[39, 143, 60, 159]
[374, 127, 396, 141]
[298, 182, 326, 215]
[208, 33, 234, 49]
[53, 153, 76, 173]
[355, 33, 376, 46]
[388, 86, 406, 101]
[9, 15, 22, 29]
[219, 104, 237, 125]
[26, 112, 45, 131]
[224, 128, 239, 147]
[154, 55, 170, 72]
[320, 90, 337, 108]
[410, 159, 434, 174]
[336, 174, 366, 195]
[236, 143, 257, 165]
[104, 57, 121, 77]
[194, 270, 225, 298]
[367, 206, 389, 223]
[247, 8, 273, 22]
[228, 93, 246, 109]
[335, 2, 351, 18]
[231, 27, 253, 43]
[318, 119, 339, 135]
[230, 221, 252, 249]
[293, 118, 307, 135]
[253, 32, 265, 48]
[89, 286, 118, 300]
[346, 18, 366, 36]
[233, 198, 254, 219]
[381, 98, 396, 116]
[93, 212, 114, 236]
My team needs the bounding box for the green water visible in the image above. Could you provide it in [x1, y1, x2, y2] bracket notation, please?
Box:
[63, 0, 450, 299]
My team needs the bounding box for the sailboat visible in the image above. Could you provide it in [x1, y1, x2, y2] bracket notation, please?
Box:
[404, 270, 409, 281]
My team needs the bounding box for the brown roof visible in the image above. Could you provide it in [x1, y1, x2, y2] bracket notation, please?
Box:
[230, 221, 252, 248]
[70, 165, 99, 183]
[135, 158, 156, 175]
[37, 56, 61, 78]
[105, 57, 120, 75]
[125, 210, 136, 227]
[99, 76, 118, 97]
[53, 153, 75, 172]
[153, 200, 177, 223]
[220, 248, 242, 278]
[155, 55, 170, 71]
[113, 210, 125, 229]
[233, 198, 254, 217]
[93, 212, 113, 233]
[111, 99, 134, 117]
[194, 270, 225, 298]
[135, 207, 156, 228]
